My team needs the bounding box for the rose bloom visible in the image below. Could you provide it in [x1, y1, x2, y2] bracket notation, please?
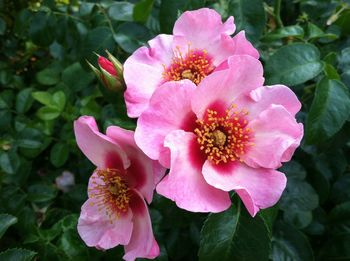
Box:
[74, 116, 164, 261]
[135, 55, 303, 216]
[124, 8, 259, 118]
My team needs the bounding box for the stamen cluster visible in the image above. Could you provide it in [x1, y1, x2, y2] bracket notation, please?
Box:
[194, 106, 253, 164]
[163, 47, 215, 85]
[89, 168, 131, 222]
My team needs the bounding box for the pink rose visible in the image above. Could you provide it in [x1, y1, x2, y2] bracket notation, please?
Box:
[124, 8, 259, 118]
[74, 116, 165, 261]
[134, 55, 303, 216]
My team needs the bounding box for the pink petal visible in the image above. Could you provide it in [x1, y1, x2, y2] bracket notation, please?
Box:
[241, 105, 303, 169]
[152, 160, 166, 186]
[173, 8, 236, 66]
[124, 34, 174, 118]
[173, 8, 235, 42]
[202, 162, 287, 217]
[98, 56, 117, 76]
[74, 116, 129, 169]
[77, 199, 133, 250]
[192, 55, 264, 119]
[135, 80, 197, 168]
[235, 84, 302, 119]
[156, 130, 231, 213]
[106, 126, 161, 204]
[124, 190, 159, 261]
[232, 31, 259, 59]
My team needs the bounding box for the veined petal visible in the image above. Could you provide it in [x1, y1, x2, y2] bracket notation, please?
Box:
[202, 162, 287, 217]
[234, 84, 302, 119]
[123, 190, 159, 261]
[77, 199, 133, 250]
[232, 31, 259, 59]
[135, 80, 197, 168]
[106, 126, 162, 204]
[156, 130, 231, 213]
[242, 105, 303, 169]
[173, 8, 235, 42]
[124, 34, 174, 118]
[74, 116, 129, 169]
[192, 55, 264, 119]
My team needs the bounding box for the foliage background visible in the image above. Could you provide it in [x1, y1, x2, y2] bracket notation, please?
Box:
[0, 0, 350, 260]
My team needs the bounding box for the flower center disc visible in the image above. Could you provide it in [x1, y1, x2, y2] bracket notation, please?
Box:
[194, 106, 254, 164]
[89, 168, 130, 221]
[163, 47, 215, 85]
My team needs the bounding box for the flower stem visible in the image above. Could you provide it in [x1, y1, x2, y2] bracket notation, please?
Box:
[274, 0, 284, 28]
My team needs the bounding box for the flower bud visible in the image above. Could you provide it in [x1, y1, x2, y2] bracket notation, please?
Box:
[87, 52, 124, 92]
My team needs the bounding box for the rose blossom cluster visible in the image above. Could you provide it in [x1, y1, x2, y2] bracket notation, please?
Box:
[74, 8, 303, 261]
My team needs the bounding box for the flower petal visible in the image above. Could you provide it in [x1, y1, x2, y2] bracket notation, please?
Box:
[74, 116, 129, 169]
[173, 8, 236, 66]
[231, 31, 259, 59]
[202, 162, 287, 216]
[135, 80, 197, 168]
[235, 84, 302, 119]
[156, 130, 231, 213]
[106, 126, 163, 204]
[123, 190, 159, 261]
[124, 34, 174, 118]
[173, 8, 235, 42]
[242, 105, 303, 169]
[77, 198, 133, 250]
[192, 55, 264, 119]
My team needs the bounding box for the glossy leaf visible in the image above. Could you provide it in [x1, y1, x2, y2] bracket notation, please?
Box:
[0, 214, 18, 239]
[305, 78, 350, 144]
[199, 204, 270, 261]
[265, 43, 323, 86]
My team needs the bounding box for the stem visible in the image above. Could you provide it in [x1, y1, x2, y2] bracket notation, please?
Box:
[97, 4, 116, 35]
[274, 0, 284, 28]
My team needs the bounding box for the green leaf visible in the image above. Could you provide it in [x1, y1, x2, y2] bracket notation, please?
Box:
[32, 91, 52, 107]
[198, 204, 271, 261]
[323, 63, 340, 80]
[82, 27, 114, 62]
[36, 68, 60, 86]
[133, 0, 154, 23]
[52, 91, 66, 111]
[305, 78, 350, 144]
[271, 221, 314, 261]
[0, 150, 20, 175]
[227, 0, 266, 43]
[27, 183, 58, 203]
[0, 248, 37, 261]
[263, 25, 304, 41]
[108, 2, 134, 22]
[61, 62, 94, 92]
[328, 201, 350, 234]
[307, 23, 338, 41]
[16, 88, 33, 114]
[17, 128, 44, 149]
[50, 143, 69, 167]
[114, 22, 151, 53]
[37, 106, 61, 121]
[265, 43, 323, 86]
[0, 214, 18, 239]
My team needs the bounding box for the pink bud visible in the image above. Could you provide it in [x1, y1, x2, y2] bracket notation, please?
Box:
[98, 56, 117, 76]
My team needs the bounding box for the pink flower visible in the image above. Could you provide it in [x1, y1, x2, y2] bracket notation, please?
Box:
[74, 116, 165, 261]
[124, 8, 259, 118]
[134, 55, 303, 216]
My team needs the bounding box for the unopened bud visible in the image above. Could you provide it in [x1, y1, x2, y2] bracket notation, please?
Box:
[87, 52, 125, 92]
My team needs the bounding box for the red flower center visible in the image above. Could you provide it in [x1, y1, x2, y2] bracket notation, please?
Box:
[89, 168, 130, 222]
[194, 105, 254, 165]
[163, 47, 215, 85]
